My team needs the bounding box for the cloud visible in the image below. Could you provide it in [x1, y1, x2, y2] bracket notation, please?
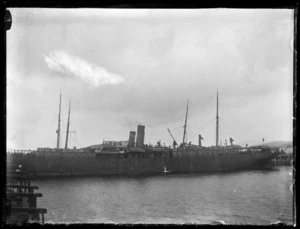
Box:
[44, 50, 125, 88]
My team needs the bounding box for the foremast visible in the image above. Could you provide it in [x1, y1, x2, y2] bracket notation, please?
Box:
[56, 91, 62, 149]
[65, 99, 71, 149]
[216, 89, 219, 147]
[182, 99, 189, 145]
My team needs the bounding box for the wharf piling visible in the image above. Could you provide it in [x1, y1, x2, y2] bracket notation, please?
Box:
[271, 153, 293, 166]
[4, 165, 47, 225]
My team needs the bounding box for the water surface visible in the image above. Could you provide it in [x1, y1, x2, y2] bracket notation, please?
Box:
[34, 166, 294, 225]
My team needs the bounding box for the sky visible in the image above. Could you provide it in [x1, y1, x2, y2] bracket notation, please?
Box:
[6, 8, 294, 150]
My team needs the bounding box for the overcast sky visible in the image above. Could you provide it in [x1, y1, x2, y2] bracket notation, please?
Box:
[7, 8, 293, 149]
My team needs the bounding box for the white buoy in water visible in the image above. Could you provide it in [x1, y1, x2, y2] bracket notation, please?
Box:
[163, 167, 170, 173]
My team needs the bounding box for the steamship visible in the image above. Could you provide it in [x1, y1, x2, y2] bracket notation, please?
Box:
[7, 92, 280, 177]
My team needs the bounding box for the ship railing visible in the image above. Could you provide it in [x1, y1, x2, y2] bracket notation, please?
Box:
[96, 151, 126, 154]
[7, 149, 34, 154]
[37, 148, 89, 153]
[128, 148, 146, 153]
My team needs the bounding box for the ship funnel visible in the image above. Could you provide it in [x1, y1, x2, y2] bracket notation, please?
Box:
[135, 125, 145, 148]
[128, 131, 136, 148]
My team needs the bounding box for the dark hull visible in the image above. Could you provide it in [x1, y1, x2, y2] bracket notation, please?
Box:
[7, 153, 275, 177]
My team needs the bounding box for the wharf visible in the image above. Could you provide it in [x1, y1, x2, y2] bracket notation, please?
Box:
[271, 153, 293, 166]
[4, 165, 47, 225]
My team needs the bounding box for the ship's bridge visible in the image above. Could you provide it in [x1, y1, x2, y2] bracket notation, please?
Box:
[103, 141, 128, 147]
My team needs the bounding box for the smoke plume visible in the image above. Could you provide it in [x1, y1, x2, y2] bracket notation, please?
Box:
[44, 50, 125, 88]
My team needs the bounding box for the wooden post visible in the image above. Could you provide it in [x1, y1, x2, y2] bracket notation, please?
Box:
[7, 165, 47, 224]
[28, 196, 37, 208]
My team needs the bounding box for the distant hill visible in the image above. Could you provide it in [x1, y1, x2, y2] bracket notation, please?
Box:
[250, 141, 293, 154]
[264, 141, 292, 147]
[84, 144, 103, 149]
[250, 141, 292, 147]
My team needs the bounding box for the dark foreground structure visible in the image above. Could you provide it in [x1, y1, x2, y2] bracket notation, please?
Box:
[272, 152, 293, 166]
[4, 165, 47, 225]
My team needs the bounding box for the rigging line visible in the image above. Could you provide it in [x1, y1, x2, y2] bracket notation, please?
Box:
[148, 126, 154, 144]
[70, 134, 78, 148]
[188, 93, 215, 111]
[219, 124, 233, 143]
[167, 110, 186, 125]
[169, 120, 185, 129]
[180, 103, 216, 127]
[73, 132, 81, 147]
[185, 97, 211, 112]
[71, 117, 90, 144]
[167, 114, 186, 129]
[75, 137, 80, 147]
[189, 130, 200, 140]
[195, 116, 216, 132]
[219, 124, 224, 141]
[219, 118, 232, 136]
[188, 117, 216, 139]
[167, 101, 187, 113]
[219, 117, 229, 129]
[186, 127, 193, 142]
[165, 101, 190, 126]
[169, 125, 184, 131]
[47, 114, 58, 147]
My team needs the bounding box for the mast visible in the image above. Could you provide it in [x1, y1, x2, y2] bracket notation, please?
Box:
[65, 99, 71, 149]
[216, 89, 219, 147]
[56, 91, 62, 149]
[182, 99, 189, 145]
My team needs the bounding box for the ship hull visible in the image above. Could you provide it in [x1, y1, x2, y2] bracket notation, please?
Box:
[7, 153, 275, 177]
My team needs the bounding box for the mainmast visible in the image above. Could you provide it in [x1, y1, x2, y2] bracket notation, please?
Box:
[56, 91, 62, 149]
[216, 89, 219, 147]
[65, 99, 71, 149]
[182, 99, 189, 145]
